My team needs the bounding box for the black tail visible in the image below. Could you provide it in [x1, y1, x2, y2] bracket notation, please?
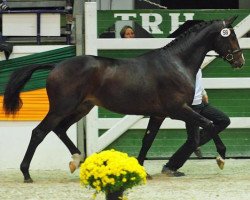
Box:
[3, 64, 55, 115]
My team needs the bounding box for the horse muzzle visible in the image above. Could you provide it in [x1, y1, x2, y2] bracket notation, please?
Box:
[231, 58, 245, 69]
[224, 49, 245, 69]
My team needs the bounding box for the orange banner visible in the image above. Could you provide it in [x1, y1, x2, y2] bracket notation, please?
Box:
[0, 89, 49, 121]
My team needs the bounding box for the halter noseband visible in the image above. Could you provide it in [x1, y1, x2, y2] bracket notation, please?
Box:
[207, 48, 242, 62]
[221, 48, 242, 62]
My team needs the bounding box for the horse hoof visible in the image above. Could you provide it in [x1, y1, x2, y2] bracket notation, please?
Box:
[24, 178, 33, 183]
[69, 161, 77, 173]
[216, 156, 225, 170]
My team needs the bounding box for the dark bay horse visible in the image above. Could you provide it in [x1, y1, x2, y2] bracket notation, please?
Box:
[3, 16, 244, 182]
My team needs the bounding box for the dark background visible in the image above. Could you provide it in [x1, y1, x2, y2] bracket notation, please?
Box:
[135, 0, 239, 9]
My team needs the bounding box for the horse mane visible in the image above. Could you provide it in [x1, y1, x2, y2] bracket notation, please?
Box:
[164, 20, 215, 49]
[167, 20, 205, 38]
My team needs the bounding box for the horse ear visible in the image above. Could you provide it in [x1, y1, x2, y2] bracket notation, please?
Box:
[224, 15, 238, 27]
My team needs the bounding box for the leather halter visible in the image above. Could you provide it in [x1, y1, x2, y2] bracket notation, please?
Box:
[219, 27, 242, 62]
[207, 27, 242, 62]
[207, 49, 242, 62]
[221, 48, 242, 62]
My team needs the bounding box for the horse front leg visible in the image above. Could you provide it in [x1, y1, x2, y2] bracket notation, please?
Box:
[213, 135, 226, 159]
[199, 132, 226, 169]
[137, 116, 165, 178]
[210, 135, 226, 169]
[213, 135, 226, 169]
[199, 128, 226, 160]
[172, 104, 227, 169]
[172, 104, 214, 135]
[197, 130, 226, 169]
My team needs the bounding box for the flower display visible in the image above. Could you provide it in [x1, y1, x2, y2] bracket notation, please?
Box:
[79, 149, 147, 199]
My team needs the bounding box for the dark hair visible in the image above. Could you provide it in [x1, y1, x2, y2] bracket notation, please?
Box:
[120, 25, 134, 38]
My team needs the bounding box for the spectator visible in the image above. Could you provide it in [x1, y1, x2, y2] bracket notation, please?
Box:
[120, 25, 135, 38]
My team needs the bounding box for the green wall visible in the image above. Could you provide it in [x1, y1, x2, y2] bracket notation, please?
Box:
[98, 9, 250, 38]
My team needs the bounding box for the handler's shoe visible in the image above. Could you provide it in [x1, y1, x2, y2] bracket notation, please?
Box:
[194, 147, 203, 158]
[161, 165, 185, 177]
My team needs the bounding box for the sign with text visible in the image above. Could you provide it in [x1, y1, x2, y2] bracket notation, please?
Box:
[98, 10, 249, 37]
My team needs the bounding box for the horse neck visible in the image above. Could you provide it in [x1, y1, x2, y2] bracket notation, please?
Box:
[167, 25, 217, 76]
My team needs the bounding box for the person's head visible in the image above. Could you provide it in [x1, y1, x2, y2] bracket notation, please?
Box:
[120, 26, 135, 38]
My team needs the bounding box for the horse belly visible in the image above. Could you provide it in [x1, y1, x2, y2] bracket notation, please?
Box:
[92, 87, 163, 116]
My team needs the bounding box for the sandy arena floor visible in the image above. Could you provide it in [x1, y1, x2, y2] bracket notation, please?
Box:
[1, 159, 250, 200]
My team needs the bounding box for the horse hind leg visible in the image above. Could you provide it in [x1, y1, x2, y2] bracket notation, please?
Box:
[53, 102, 94, 173]
[20, 112, 64, 183]
[54, 123, 83, 174]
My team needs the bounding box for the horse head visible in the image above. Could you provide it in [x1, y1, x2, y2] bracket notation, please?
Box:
[213, 16, 244, 69]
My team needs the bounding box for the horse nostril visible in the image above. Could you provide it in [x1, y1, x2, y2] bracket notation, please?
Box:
[238, 62, 244, 68]
[233, 61, 244, 68]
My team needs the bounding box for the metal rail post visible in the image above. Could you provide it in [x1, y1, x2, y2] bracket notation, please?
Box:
[74, 0, 85, 153]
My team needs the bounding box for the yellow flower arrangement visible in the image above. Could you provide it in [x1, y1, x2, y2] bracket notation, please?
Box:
[79, 149, 147, 199]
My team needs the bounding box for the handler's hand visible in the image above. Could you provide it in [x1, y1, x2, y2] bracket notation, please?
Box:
[202, 95, 209, 104]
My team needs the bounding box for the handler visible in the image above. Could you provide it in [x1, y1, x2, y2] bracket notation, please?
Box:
[162, 68, 231, 177]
